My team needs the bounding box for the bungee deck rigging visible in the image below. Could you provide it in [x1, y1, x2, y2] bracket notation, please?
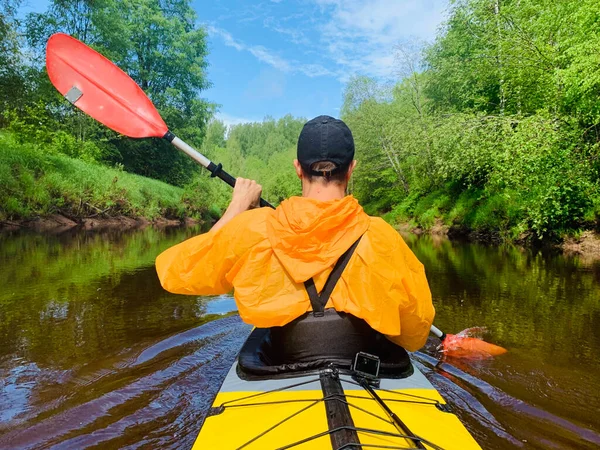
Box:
[207, 369, 448, 449]
[194, 224, 478, 449]
[194, 351, 481, 450]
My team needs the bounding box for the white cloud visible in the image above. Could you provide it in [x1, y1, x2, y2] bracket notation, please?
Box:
[315, 0, 445, 40]
[207, 26, 242, 50]
[207, 25, 335, 78]
[247, 45, 291, 72]
[207, 26, 289, 71]
[205, 1, 448, 83]
[298, 64, 336, 78]
[272, 25, 311, 45]
[313, 0, 447, 78]
[263, 17, 311, 46]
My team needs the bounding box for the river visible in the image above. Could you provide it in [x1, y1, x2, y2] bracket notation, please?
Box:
[0, 227, 599, 449]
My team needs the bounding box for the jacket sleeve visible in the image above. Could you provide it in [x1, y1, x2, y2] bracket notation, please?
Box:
[155, 209, 266, 296]
[385, 233, 435, 352]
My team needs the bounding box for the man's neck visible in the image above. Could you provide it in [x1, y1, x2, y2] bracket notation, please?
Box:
[301, 182, 346, 201]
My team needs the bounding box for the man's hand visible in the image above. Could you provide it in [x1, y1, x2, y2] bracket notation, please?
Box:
[211, 178, 262, 232]
[230, 178, 262, 211]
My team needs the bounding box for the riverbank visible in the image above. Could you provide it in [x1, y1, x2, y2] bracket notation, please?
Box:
[0, 214, 201, 233]
[0, 132, 218, 230]
[396, 219, 600, 261]
[561, 231, 600, 260]
[381, 179, 600, 260]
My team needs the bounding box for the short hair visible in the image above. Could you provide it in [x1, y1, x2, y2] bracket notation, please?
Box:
[304, 161, 349, 184]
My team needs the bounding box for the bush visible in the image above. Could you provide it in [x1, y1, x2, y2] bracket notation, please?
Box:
[0, 131, 211, 221]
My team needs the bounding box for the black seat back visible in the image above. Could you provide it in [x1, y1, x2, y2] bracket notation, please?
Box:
[269, 309, 380, 363]
[238, 309, 413, 380]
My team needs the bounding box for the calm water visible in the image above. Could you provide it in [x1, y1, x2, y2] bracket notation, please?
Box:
[0, 227, 599, 449]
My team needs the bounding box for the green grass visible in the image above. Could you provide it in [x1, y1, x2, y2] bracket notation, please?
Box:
[0, 131, 210, 221]
[383, 178, 600, 243]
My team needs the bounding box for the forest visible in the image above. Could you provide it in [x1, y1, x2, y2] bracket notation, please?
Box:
[1, 0, 600, 242]
[344, 0, 600, 241]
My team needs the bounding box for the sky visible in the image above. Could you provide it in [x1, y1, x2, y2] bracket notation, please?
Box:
[19, 0, 449, 127]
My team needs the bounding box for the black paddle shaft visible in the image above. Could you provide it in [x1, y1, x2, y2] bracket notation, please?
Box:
[207, 162, 274, 209]
[163, 131, 274, 209]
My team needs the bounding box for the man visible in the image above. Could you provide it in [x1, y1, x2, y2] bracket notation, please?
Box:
[156, 115, 434, 353]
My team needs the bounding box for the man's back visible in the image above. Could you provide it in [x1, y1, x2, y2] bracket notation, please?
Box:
[157, 115, 434, 352]
[156, 194, 434, 351]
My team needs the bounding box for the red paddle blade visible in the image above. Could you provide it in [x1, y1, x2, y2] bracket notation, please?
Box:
[441, 334, 507, 359]
[46, 33, 168, 138]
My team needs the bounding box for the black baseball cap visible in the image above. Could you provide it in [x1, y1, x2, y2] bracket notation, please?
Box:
[297, 115, 355, 176]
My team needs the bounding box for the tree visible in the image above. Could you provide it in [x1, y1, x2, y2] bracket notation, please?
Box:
[25, 0, 127, 59]
[424, 0, 600, 122]
[108, 0, 214, 185]
[424, 0, 507, 113]
[21, 0, 214, 186]
[0, 0, 25, 126]
[342, 77, 416, 211]
[115, 0, 213, 144]
[202, 120, 227, 156]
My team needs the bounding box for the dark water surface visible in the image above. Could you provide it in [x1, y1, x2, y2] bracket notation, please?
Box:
[0, 228, 599, 449]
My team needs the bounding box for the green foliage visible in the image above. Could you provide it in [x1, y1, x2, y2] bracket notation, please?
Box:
[446, 188, 482, 226]
[210, 116, 305, 205]
[350, 105, 598, 239]
[1, 1, 307, 219]
[485, 114, 595, 238]
[0, 0, 25, 126]
[425, 0, 600, 122]
[0, 132, 209, 221]
[105, 137, 201, 187]
[202, 120, 227, 155]
[0, 0, 214, 187]
[181, 173, 229, 216]
[586, 198, 600, 231]
[113, 0, 214, 146]
[342, 0, 600, 242]
[4, 0, 600, 240]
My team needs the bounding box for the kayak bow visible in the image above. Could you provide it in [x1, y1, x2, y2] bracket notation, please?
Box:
[193, 328, 482, 450]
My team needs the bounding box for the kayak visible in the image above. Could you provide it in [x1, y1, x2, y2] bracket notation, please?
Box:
[192, 327, 481, 449]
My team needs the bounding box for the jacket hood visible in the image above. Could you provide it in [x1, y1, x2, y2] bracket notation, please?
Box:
[266, 195, 370, 283]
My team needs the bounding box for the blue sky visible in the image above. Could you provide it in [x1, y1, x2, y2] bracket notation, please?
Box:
[20, 0, 449, 126]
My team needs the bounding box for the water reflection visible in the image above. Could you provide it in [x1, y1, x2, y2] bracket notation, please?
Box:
[204, 296, 237, 316]
[0, 229, 598, 449]
[404, 233, 600, 371]
[406, 234, 600, 449]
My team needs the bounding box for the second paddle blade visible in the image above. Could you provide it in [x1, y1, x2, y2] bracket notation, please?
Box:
[442, 334, 507, 359]
[46, 33, 168, 139]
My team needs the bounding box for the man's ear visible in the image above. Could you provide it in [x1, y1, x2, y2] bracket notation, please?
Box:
[293, 159, 303, 179]
[346, 160, 357, 180]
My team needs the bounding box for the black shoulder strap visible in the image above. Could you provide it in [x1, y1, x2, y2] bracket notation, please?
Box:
[304, 236, 362, 317]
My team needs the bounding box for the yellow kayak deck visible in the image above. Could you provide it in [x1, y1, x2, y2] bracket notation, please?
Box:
[194, 362, 481, 449]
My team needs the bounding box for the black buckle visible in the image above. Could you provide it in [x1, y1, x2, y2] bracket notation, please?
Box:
[436, 403, 453, 413]
[207, 405, 225, 416]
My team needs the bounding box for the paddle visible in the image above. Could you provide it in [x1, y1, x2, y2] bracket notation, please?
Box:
[431, 324, 506, 358]
[46, 33, 506, 359]
[45, 33, 273, 209]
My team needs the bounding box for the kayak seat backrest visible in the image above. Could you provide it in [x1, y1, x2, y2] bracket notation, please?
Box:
[238, 309, 413, 380]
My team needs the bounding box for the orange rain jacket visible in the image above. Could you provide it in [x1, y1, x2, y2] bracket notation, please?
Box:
[156, 196, 435, 351]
